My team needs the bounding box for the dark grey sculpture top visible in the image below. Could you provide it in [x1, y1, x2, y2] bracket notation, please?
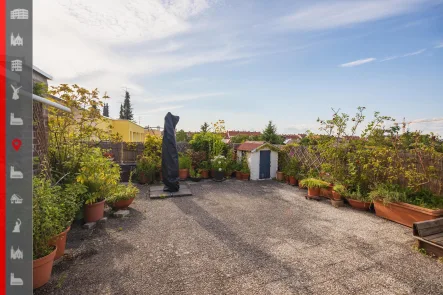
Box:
[162, 112, 180, 192]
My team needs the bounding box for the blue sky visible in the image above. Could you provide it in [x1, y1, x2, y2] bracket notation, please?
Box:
[35, 0, 443, 134]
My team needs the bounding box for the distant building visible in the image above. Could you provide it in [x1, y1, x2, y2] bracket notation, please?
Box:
[10, 9, 28, 20]
[281, 134, 306, 144]
[236, 141, 278, 180]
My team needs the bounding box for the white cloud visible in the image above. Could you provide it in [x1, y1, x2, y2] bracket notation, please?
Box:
[137, 105, 184, 115]
[380, 48, 426, 62]
[340, 58, 376, 67]
[435, 42, 443, 49]
[278, 0, 432, 31]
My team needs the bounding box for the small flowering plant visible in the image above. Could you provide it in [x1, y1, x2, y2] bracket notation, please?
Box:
[211, 155, 227, 172]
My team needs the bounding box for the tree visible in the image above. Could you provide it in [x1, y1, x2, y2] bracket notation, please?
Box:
[103, 103, 109, 117]
[261, 121, 284, 144]
[120, 90, 134, 120]
[200, 122, 209, 133]
[176, 129, 189, 142]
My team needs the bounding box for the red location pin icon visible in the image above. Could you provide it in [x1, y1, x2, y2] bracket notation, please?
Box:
[12, 138, 22, 151]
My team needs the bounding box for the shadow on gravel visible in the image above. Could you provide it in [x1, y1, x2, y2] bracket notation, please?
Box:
[171, 197, 312, 290]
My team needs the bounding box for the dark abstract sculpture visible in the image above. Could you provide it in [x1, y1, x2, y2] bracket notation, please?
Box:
[162, 112, 180, 192]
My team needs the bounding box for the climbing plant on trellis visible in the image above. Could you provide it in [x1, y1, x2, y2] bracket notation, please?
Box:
[280, 145, 324, 174]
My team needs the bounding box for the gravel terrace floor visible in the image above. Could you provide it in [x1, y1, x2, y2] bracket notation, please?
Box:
[35, 180, 443, 295]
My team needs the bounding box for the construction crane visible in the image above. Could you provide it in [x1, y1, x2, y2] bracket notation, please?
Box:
[394, 117, 443, 133]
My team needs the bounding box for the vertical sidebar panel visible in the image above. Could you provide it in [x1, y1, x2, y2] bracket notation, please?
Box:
[0, 0, 6, 292]
[6, 1, 32, 294]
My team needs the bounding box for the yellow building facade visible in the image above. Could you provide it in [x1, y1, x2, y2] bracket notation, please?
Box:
[111, 119, 145, 142]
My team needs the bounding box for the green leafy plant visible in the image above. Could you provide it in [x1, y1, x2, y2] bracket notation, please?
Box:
[199, 160, 210, 170]
[369, 183, 409, 205]
[33, 176, 65, 259]
[232, 161, 243, 172]
[189, 168, 201, 178]
[58, 182, 88, 229]
[76, 147, 121, 204]
[346, 185, 371, 202]
[179, 154, 192, 169]
[299, 178, 329, 189]
[286, 157, 300, 177]
[136, 155, 157, 183]
[333, 184, 347, 196]
[407, 189, 443, 210]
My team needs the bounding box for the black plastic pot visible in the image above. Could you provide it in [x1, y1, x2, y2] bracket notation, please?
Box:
[213, 170, 225, 182]
[190, 177, 202, 182]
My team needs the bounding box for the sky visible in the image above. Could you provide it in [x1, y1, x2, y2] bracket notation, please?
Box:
[34, 0, 443, 135]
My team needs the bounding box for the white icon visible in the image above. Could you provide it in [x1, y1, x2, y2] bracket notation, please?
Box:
[11, 85, 22, 100]
[11, 9, 29, 20]
[12, 219, 21, 233]
[10, 166, 23, 179]
[11, 33, 23, 46]
[10, 273, 23, 286]
[11, 60, 22, 72]
[11, 246, 23, 260]
[11, 194, 23, 204]
[10, 113, 23, 126]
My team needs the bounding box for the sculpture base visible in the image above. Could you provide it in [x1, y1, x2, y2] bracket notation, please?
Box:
[150, 183, 192, 199]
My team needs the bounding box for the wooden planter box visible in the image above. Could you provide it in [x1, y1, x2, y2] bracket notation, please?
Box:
[413, 218, 443, 258]
[374, 201, 443, 228]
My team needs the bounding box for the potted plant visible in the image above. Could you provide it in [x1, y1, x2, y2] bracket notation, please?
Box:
[179, 154, 192, 180]
[346, 185, 372, 211]
[199, 161, 210, 179]
[189, 168, 202, 182]
[331, 184, 346, 208]
[136, 156, 156, 184]
[370, 184, 443, 227]
[241, 159, 250, 181]
[299, 178, 329, 197]
[50, 182, 87, 260]
[233, 162, 243, 180]
[33, 176, 64, 289]
[287, 158, 300, 186]
[77, 148, 121, 223]
[225, 159, 234, 179]
[106, 172, 140, 210]
[212, 155, 227, 181]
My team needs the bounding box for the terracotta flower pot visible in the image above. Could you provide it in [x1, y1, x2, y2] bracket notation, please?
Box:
[235, 171, 242, 180]
[179, 168, 189, 180]
[307, 187, 320, 197]
[289, 176, 297, 186]
[49, 226, 70, 260]
[84, 200, 105, 223]
[285, 175, 289, 184]
[200, 169, 209, 179]
[276, 171, 284, 181]
[331, 191, 341, 201]
[138, 171, 153, 184]
[211, 169, 216, 178]
[320, 186, 333, 198]
[109, 198, 135, 210]
[374, 200, 443, 228]
[241, 173, 250, 180]
[348, 199, 371, 211]
[33, 247, 57, 289]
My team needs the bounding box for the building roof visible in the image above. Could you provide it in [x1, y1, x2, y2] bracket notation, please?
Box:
[237, 141, 265, 151]
[33, 65, 53, 80]
[226, 130, 261, 139]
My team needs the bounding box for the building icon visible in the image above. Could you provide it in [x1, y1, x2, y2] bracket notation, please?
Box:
[11, 60, 22, 72]
[11, 9, 29, 20]
[10, 194, 23, 204]
[11, 246, 23, 260]
[11, 33, 23, 46]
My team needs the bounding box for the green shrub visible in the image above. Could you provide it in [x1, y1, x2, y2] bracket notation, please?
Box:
[369, 183, 408, 204]
[212, 155, 227, 171]
[407, 190, 443, 210]
[106, 171, 139, 203]
[333, 184, 347, 196]
[33, 177, 65, 259]
[76, 147, 121, 204]
[299, 178, 329, 189]
[59, 182, 87, 229]
[179, 155, 192, 169]
[189, 167, 201, 178]
[347, 185, 371, 202]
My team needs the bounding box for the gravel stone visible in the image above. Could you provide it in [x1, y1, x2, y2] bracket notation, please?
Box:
[35, 181, 443, 295]
[82, 222, 96, 229]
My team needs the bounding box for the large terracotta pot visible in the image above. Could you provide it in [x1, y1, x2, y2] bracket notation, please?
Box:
[235, 171, 242, 180]
[84, 200, 105, 223]
[241, 173, 250, 180]
[289, 176, 297, 186]
[320, 187, 333, 198]
[285, 175, 289, 184]
[211, 169, 216, 178]
[33, 247, 57, 289]
[49, 226, 70, 260]
[109, 198, 135, 210]
[179, 169, 189, 180]
[200, 169, 209, 179]
[307, 187, 320, 197]
[374, 201, 443, 228]
[348, 199, 371, 211]
[276, 171, 284, 181]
